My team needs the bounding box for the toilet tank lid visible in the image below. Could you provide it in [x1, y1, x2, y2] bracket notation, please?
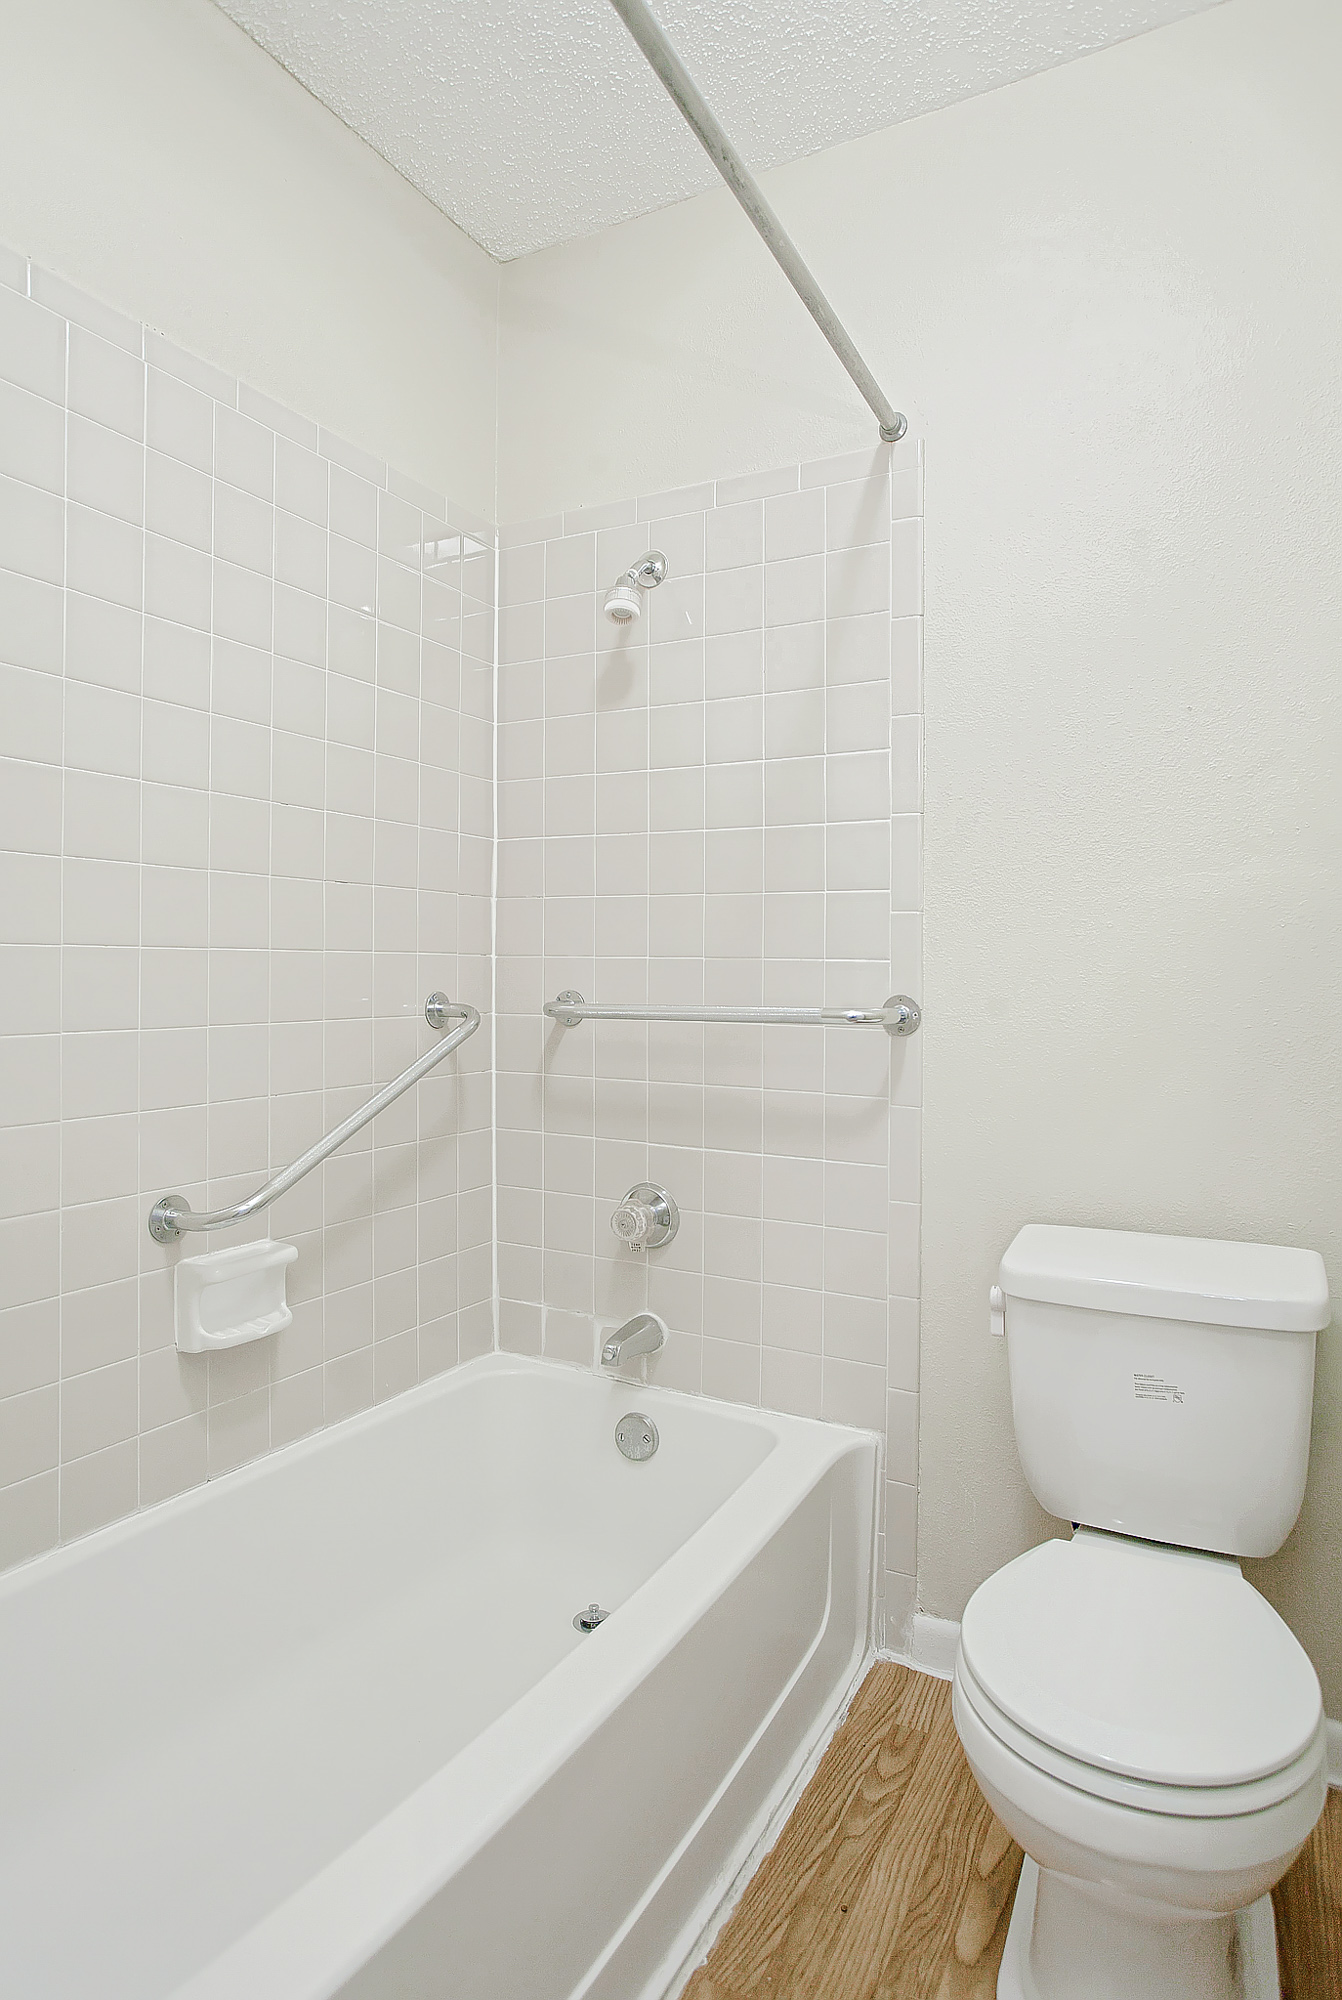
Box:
[999, 1225, 1330, 1332]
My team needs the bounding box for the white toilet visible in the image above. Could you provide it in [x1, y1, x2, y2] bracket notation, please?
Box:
[953, 1225, 1331, 2000]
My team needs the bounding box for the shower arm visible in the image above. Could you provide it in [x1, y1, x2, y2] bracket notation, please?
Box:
[607, 0, 906, 445]
[622, 553, 666, 589]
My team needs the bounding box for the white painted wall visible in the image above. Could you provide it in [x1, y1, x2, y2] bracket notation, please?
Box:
[498, 0, 1342, 1709]
[0, 0, 498, 519]
[4, 0, 1339, 1710]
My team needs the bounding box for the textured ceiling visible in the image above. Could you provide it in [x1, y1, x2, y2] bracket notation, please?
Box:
[214, 0, 1218, 260]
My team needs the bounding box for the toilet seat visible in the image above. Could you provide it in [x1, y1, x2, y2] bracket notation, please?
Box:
[959, 1530, 1323, 1797]
[955, 1651, 1327, 1818]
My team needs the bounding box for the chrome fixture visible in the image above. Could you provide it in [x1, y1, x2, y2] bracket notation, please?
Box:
[148, 996, 481, 1242]
[547, 991, 921, 1037]
[606, 0, 906, 444]
[615, 1413, 659, 1462]
[602, 1313, 667, 1369]
[603, 549, 667, 623]
[610, 1184, 679, 1252]
[573, 1602, 610, 1632]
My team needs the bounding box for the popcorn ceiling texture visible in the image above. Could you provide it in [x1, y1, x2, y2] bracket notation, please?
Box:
[211, 0, 1218, 260]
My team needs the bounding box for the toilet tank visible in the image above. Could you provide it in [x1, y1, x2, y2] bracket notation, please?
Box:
[999, 1225, 1330, 1558]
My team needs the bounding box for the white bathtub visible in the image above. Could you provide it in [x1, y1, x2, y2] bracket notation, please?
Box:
[0, 1352, 876, 1999]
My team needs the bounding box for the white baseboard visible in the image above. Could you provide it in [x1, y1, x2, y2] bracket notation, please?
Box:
[887, 1620, 1342, 1790]
[885, 1611, 960, 1681]
[907, 1612, 961, 1678]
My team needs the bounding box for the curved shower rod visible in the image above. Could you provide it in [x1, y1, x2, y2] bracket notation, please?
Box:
[147, 995, 481, 1243]
[607, 0, 906, 444]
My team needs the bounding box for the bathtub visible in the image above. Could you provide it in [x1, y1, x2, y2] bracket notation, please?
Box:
[0, 1352, 876, 1999]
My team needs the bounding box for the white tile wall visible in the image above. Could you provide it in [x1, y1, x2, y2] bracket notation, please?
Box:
[495, 443, 923, 1641]
[0, 248, 924, 1638]
[0, 251, 494, 1568]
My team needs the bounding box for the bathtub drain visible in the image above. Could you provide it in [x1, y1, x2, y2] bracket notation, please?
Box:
[615, 1413, 659, 1461]
[573, 1602, 609, 1632]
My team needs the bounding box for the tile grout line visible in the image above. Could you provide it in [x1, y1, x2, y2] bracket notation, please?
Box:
[56, 295, 69, 1540]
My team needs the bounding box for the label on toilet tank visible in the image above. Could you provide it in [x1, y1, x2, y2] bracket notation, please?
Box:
[1133, 1371, 1184, 1404]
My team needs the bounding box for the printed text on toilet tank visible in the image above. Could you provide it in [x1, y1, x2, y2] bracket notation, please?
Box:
[1134, 1372, 1184, 1403]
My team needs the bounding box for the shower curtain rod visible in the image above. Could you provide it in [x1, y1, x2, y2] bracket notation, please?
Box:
[607, 0, 906, 444]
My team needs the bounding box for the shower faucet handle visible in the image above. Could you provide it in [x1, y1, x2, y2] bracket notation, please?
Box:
[612, 1198, 655, 1248]
[610, 1183, 679, 1252]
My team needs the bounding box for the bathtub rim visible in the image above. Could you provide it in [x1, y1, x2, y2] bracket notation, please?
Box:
[0, 1347, 836, 1605]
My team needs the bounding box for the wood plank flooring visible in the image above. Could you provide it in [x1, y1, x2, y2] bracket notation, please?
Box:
[1275, 1785, 1342, 1999]
[683, 1663, 1020, 2000]
[683, 1661, 1342, 2000]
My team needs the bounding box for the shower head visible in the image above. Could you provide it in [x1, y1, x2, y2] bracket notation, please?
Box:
[603, 549, 668, 623]
[603, 579, 642, 623]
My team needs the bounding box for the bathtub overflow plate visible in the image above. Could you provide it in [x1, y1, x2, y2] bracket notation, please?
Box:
[615, 1412, 659, 1461]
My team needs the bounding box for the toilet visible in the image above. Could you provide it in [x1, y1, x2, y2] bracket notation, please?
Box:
[953, 1225, 1331, 2000]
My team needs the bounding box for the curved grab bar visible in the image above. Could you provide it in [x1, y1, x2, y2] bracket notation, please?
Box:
[148, 996, 481, 1243]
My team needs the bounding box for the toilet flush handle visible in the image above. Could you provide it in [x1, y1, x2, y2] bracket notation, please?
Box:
[989, 1285, 1006, 1338]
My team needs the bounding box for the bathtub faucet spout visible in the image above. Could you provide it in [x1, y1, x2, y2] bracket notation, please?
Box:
[602, 1314, 666, 1369]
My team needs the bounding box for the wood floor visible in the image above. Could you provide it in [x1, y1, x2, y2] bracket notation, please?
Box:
[1276, 1783, 1342, 2000]
[684, 1664, 1020, 2000]
[683, 1661, 1342, 2000]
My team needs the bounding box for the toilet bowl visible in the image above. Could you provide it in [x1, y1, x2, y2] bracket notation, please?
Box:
[955, 1529, 1326, 2000]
